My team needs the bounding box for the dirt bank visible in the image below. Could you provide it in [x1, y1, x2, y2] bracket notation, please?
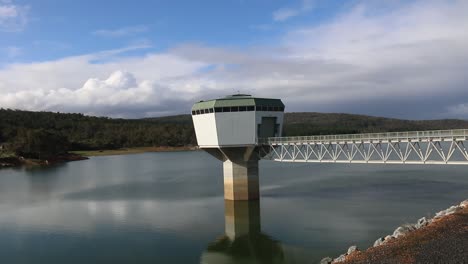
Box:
[336, 205, 468, 264]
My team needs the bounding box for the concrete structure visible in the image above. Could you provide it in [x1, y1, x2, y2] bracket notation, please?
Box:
[192, 94, 284, 200]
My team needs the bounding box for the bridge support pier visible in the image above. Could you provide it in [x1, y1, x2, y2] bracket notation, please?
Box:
[223, 158, 259, 200]
[204, 147, 260, 201]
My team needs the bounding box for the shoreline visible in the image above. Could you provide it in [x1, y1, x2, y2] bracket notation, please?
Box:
[70, 146, 197, 157]
[1, 146, 197, 169]
[0, 153, 88, 169]
[322, 199, 468, 264]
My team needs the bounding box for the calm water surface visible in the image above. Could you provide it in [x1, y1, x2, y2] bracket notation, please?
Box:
[0, 151, 467, 263]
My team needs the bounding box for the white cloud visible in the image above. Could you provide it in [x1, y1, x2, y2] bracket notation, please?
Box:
[0, 69, 196, 117]
[0, 45, 208, 117]
[1, 0, 468, 119]
[92, 25, 149, 37]
[273, 0, 314, 22]
[0, 1, 28, 32]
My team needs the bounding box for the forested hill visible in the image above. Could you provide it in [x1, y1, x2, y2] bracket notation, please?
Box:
[0, 110, 195, 157]
[282, 112, 468, 135]
[2, 109, 468, 157]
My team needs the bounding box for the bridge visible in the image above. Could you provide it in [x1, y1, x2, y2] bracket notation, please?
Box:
[260, 129, 468, 165]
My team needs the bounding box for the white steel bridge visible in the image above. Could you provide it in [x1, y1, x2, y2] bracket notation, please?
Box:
[260, 129, 468, 165]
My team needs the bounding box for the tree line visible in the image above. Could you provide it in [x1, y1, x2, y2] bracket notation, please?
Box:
[0, 109, 195, 159]
[2, 108, 468, 159]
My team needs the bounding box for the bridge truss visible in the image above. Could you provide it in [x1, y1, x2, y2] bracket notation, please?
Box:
[260, 129, 468, 165]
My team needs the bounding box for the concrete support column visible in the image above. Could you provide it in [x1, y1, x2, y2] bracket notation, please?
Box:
[223, 158, 259, 200]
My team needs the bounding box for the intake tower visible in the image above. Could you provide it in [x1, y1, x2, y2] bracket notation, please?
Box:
[191, 94, 285, 200]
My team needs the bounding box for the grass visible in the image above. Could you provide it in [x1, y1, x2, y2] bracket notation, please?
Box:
[70, 146, 196, 157]
[0, 151, 16, 159]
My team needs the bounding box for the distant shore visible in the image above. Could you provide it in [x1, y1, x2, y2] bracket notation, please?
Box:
[0, 146, 197, 169]
[71, 146, 197, 157]
[0, 153, 88, 168]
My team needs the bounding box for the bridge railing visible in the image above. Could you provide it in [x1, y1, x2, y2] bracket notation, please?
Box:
[261, 129, 468, 145]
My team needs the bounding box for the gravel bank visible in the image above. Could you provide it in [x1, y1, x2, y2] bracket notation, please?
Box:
[322, 200, 468, 264]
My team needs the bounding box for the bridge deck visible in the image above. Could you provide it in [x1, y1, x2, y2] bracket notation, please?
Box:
[260, 129, 468, 165]
[264, 129, 468, 145]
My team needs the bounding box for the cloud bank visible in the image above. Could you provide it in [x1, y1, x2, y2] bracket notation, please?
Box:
[1, 0, 468, 119]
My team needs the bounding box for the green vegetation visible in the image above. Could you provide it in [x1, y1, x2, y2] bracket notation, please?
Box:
[2, 108, 468, 160]
[282, 112, 468, 136]
[0, 109, 195, 159]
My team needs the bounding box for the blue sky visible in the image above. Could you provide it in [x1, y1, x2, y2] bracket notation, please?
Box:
[1, 0, 468, 119]
[2, 0, 347, 61]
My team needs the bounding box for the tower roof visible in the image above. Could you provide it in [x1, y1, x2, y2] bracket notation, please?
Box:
[192, 94, 284, 111]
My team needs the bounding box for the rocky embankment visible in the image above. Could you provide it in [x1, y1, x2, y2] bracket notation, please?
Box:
[0, 153, 88, 168]
[321, 199, 468, 264]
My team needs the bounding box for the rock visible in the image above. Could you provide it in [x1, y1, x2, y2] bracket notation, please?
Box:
[347, 245, 358, 255]
[416, 217, 429, 229]
[435, 210, 446, 218]
[393, 224, 415, 238]
[435, 205, 462, 218]
[373, 237, 385, 247]
[332, 254, 347, 263]
[320, 257, 333, 264]
[384, 235, 394, 242]
[461, 199, 468, 208]
[445, 205, 461, 215]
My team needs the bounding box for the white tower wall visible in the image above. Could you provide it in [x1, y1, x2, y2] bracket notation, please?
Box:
[215, 112, 257, 147]
[193, 111, 284, 148]
[192, 113, 219, 147]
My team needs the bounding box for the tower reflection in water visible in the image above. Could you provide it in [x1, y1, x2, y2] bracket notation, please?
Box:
[201, 200, 286, 264]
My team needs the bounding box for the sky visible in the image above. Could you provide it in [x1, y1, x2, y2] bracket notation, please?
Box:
[0, 0, 467, 119]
